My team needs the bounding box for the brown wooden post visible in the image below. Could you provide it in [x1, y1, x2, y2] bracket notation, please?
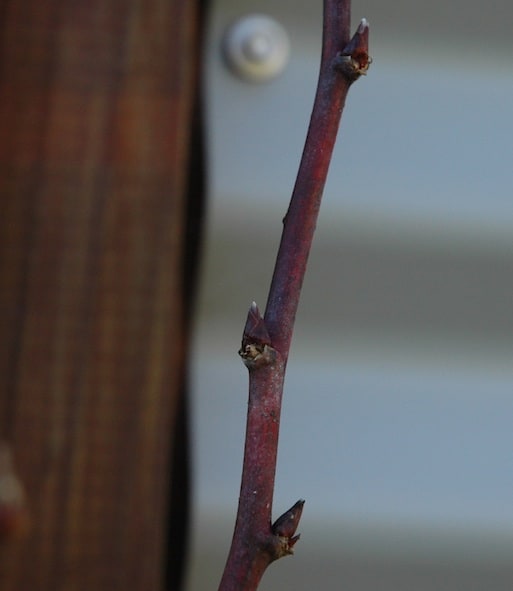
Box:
[0, 0, 200, 588]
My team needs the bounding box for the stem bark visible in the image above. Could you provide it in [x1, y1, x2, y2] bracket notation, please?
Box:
[218, 2, 370, 589]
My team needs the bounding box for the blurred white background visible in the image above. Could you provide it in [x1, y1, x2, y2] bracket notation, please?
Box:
[186, 1, 513, 589]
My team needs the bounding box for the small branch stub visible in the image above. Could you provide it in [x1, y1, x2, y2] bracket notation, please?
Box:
[239, 302, 277, 369]
[0, 444, 29, 543]
[334, 18, 371, 80]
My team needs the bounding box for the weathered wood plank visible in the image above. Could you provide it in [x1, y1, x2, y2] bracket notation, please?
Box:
[0, 0, 198, 588]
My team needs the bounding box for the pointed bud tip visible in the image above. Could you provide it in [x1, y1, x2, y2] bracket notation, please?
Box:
[272, 499, 305, 539]
[242, 301, 271, 347]
[358, 18, 369, 33]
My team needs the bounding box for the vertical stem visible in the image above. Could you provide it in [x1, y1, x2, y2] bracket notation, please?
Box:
[219, 359, 287, 590]
[264, 0, 352, 356]
[218, 2, 370, 589]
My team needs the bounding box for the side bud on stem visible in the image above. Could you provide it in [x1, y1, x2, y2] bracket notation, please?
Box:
[334, 18, 371, 80]
[272, 499, 305, 557]
[239, 302, 277, 369]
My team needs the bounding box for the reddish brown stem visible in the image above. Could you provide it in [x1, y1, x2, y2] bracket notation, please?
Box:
[218, 2, 370, 590]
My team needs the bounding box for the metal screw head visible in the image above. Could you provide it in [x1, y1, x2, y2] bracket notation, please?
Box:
[222, 14, 290, 83]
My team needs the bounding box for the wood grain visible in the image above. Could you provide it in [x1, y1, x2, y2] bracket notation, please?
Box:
[0, 0, 198, 588]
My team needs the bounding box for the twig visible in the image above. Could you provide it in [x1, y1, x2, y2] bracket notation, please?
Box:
[217, 2, 370, 590]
